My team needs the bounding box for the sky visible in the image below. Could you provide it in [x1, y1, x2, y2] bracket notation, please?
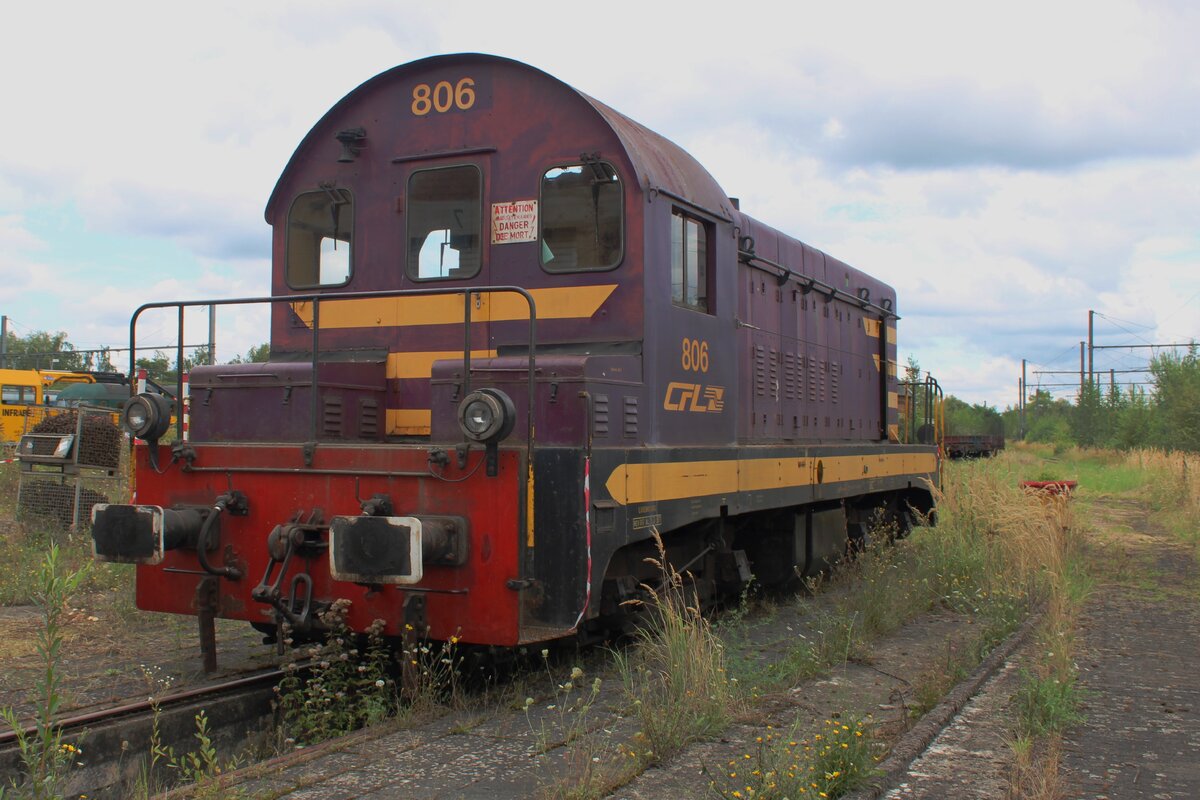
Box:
[1, 0, 1197, 408]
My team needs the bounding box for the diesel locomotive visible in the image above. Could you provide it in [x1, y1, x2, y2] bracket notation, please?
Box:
[92, 54, 939, 668]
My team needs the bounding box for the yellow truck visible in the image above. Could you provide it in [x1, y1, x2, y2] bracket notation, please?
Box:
[0, 369, 98, 443]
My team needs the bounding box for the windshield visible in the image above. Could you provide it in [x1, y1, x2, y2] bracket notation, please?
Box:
[406, 165, 483, 280]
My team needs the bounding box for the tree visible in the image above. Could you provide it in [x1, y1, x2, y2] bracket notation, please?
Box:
[0, 331, 85, 371]
[1023, 389, 1074, 447]
[1071, 381, 1105, 448]
[1114, 386, 1153, 450]
[228, 343, 270, 364]
[134, 347, 211, 388]
[944, 396, 1004, 436]
[86, 347, 117, 373]
[1149, 345, 1200, 452]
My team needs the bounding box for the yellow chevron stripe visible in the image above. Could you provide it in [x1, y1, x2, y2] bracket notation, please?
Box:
[290, 284, 618, 330]
[604, 452, 937, 506]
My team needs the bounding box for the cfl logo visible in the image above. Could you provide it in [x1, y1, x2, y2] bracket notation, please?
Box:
[663, 382, 725, 413]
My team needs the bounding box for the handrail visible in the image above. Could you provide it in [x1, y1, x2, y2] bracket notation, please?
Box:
[128, 286, 539, 467]
[897, 374, 943, 449]
[739, 249, 900, 320]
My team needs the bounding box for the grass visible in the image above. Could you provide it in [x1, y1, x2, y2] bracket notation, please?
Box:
[732, 447, 1087, 798]
[10, 443, 1189, 798]
[1013, 669, 1084, 738]
[999, 443, 1200, 797]
[1011, 444, 1200, 545]
[533, 449, 1079, 799]
[707, 716, 880, 799]
[524, 659, 614, 800]
[615, 537, 739, 765]
[523, 538, 742, 799]
[1007, 736, 1064, 800]
[908, 638, 972, 719]
[739, 453, 1055, 698]
[0, 525, 131, 607]
[1125, 449, 1200, 550]
[1004, 444, 1197, 783]
[0, 546, 90, 800]
[0, 461, 132, 607]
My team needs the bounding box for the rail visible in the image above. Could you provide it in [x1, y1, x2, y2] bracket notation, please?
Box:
[128, 286, 539, 467]
[0, 666, 286, 747]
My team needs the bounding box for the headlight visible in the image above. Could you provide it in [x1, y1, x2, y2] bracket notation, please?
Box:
[126, 403, 148, 431]
[121, 393, 173, 441]
[457, 389, 515, 443]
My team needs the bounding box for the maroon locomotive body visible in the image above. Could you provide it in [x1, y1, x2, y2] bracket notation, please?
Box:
[92, 54, 938, 661]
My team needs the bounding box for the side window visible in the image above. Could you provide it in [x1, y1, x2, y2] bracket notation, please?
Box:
[540, 161, 623, 272]
[287, 188, 352, 288]
[406, 165, 482, 280]
[671, 210, 709, 312]
[2, 385, 33, 404]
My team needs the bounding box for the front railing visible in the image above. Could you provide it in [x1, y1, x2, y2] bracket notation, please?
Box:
[129, 286, 539, 460]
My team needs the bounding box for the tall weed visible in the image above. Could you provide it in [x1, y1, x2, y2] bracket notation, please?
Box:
[0, 545, 90, 800]
[616, 536, 738, 765]
[1125, 449, 1200, 545]
[275, 600, 398, 746]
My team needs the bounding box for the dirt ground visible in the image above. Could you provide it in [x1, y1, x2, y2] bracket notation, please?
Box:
[211, 494, 1200, 799]
[848, 495, 1200, 800]
[612, 608, 996, 800]
[0, 585, 275, 720]
[218, 580, 1005, 798]
[1059, 498, 1200, 798]
[9, 492, 1194, 798]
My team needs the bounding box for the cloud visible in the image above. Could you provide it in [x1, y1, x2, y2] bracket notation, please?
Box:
[582, 1, 1200, 171]
[0, 215, 57, 304]
[1, 0, 1197, 407]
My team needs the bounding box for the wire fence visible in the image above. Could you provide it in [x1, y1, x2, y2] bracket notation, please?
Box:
[16, 405, 130, 529]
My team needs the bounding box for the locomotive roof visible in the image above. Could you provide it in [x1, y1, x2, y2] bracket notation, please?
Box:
[265, 53, 733, 222]
[264, 53, 892, 306]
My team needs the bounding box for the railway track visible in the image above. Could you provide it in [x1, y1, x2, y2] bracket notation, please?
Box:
[0, 667, 286, 799]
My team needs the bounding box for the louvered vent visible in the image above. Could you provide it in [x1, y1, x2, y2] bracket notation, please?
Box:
[623, 396, 639, 438]
[754, 346, 767, 397]
[323, 395, 344, 437]
[594, 394, 610, 437]
[769, 349, 779, 399]
[359, 398, 379, 438]
[783, 352, 798, 400]
[831, 362, 840, 405]
[808, 357, 818, 402]
[819, 360, 827, 403]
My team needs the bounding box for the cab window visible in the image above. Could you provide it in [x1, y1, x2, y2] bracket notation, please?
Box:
[406, 165, 482, 280]
[2, 385, 36, 404]
[540, 161, 623, 272]
[671, 210, 709, 312]
[286, 188, 353, 288]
